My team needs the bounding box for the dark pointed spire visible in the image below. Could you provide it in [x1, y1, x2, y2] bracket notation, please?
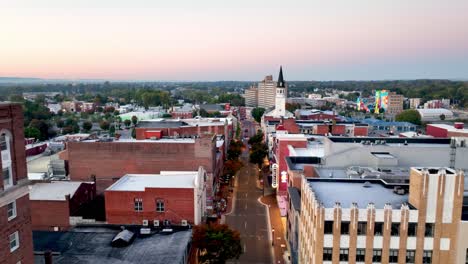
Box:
[277, 66, 285, 88]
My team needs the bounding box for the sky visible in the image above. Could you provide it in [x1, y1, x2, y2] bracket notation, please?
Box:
[1, 0, 468, 81]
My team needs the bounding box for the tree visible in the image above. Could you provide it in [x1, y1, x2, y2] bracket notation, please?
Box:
[56, 119, 64, 128]
[227, 140, 243, 160]
[100, 120, 110, 130]
[82, 121, 93, 132]
[285, 103, 301, 113]
[124, 119, 131, 127]
[192, 223, 242, 264]
[395, 109, 422, 125]
[131, 115, 138, 126]
[248, 130, 264, 145]
[235, 122, 241, 139]
[162, 113, 172, 118]
[109, 125, 116, 136]
[29, 119, 50, 141]
[249, 143, 268, 168]
[24, 127, 41, 140]
[62, 126, 74, 135]
[131, 128, 136, 138]
[251, 107, 265, 123]
[440, 114, 446, 121]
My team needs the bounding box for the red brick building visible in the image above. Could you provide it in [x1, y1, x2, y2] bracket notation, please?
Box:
[0, 103, 34, 264]
[426, 123, 468, 138]
[60, 134, 220, 201]
[29, 181, 96, 231]
[105, 167, 206, 226]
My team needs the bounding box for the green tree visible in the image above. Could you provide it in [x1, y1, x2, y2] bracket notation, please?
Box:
[109, 125, 116, 136]
[251, 107, 265, 123]
[24, 127, 41, 140]
[124, 119, 131, 127]
[395, 109, 422, 125]
[29, 119, 50, 141]
[56, 119, 64, 128]
[131, 115, 138, 126]
[235, 122, 241, 139]
[131, 127, 136, 138]
[82, 121, 93, 132]
[192, 223, 242, 264]
[285, 103, 301, 113]
[249, 143, 268, 168]
[440, 114, 446, 121]
[100, 120, 110, 130]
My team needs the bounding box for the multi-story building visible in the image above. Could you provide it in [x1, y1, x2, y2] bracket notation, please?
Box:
[409, 98, 421, 109]
[244, 85, 258, 107]
[386, 92, 404, 116]
[298, 167, 465, 264]
[0, 103, 34, 264]
[257, 75, 277, 109]
[105, 167, 206, 226]
[426, 123, 468, 138]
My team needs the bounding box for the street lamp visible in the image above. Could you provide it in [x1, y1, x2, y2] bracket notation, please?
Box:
[272, 228, 275, 246]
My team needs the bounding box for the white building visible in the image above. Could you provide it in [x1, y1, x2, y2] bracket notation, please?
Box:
[417, 108, 454, 122]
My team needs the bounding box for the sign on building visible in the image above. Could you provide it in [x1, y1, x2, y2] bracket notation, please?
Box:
[271, 164, 278, 188]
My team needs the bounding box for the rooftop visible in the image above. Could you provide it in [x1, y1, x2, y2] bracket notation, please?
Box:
[82, 138, 196, 144]
[29, 181, 89, 201]
[361, 118, 417, 127]
[429, 123, 468, 133]
[33, 227, 192, 264]
[307, 179, 408, 208]
[107, 171, 199, 191]
[327, 136, 451, 145]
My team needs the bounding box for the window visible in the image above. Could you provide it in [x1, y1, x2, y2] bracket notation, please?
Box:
[391, 223, 400, 236]
[423, 250, 432, 264]
[324, 221, 333, 234]
[3, 167, 12, 188]
[425, 223, 434, 237]
[7, 201, 17, 221]
[406, 250, 416, 263]
[0, 134, 7, 151]
[134, 198, 143, 212]
[323, 248, 332, 261]
[356, 248, 365, 262]
[389, 249, 399, 263]
[374, 222, 383, 236]
[372, 249, 382, 262]
[341, 221, 349, 235]
[408, 223, 418, 236]
[357, 222, 367, 235]
[9, 231, 19, 252]
[156, 199, 165, 212]
[339, 248, 348, 261]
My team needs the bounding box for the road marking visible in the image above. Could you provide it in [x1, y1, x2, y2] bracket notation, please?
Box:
[245, 204, 247, 210]
[243, 243, 246, 253]
[244, 221, 247, 229]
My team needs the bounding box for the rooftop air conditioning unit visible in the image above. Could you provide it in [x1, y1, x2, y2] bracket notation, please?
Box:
[140, 228, 151, 235]
[181, 220, 188, 226]
[153, 220, 160, 227]
[142, 220, 149, 226]
[150, 136, 157, 140]
[163, 220, 171, 226]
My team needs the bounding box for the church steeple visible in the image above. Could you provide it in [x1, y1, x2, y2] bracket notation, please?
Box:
[277, 66, 285, 88]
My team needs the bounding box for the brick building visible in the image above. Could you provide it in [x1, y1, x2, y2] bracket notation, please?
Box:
[61, 135, 218, 195]
[0, 103, 34, 264]
[426, 123, 468, 138]
[105, 167, 206, 226]
[29, 181, 96, 231]
[298, 168, 465, 264]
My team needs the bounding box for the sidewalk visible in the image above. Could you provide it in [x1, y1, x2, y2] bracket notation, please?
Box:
[260, 194, 288, 264]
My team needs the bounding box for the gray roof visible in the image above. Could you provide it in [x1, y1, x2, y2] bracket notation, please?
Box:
[288, 187, 301, 212]
[33, 227, 192, 264]
[307, 179, 408, 209]
[137, 120, 188, 128]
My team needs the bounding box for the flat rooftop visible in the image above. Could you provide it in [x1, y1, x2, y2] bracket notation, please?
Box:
[29, 181, 89, 201]
[107, 171, 199, 191]
[429, 124, 468, 133]
[307, 179, 408, 208]
[82, 138, 196, 144]
[328, 136, 451, 145]
[33, 227, 192, 264]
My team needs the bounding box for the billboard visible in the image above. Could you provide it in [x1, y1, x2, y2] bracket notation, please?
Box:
[357, 90, 389, 113]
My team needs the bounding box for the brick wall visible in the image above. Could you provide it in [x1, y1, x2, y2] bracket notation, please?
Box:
[105, 188, 195, 225]
[0, 195, 34, 264]
[135, 125, 227, 140]
[65, 137, 216, 193]
[30, 200, 70, 231]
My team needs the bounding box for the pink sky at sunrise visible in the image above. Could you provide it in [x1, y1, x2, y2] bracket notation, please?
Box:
[1, 0, 468, 80]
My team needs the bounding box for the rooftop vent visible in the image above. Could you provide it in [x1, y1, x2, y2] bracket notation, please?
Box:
[393, 186, 406, 195]
[363, 181, 372, 188]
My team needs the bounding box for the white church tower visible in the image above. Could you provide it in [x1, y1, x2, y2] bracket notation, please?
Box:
[275, 66, 287, 117]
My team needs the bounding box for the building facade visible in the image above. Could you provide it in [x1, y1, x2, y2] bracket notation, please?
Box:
[244, 85, 258, 107]
[257, 75, 277, 109]
[0, 103, 34, 264]
[105, 167, 206, 226]
[386, 92, 404, 116]
[298, 168, 464, 264]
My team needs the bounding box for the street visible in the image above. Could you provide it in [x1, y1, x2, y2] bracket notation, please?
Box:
[225, 126, 273, 264]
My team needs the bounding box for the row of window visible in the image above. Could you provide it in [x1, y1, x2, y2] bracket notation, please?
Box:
[323, 248, 432, 263]
[134, 198, 165, 212]
[324, 221, 434, 237]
